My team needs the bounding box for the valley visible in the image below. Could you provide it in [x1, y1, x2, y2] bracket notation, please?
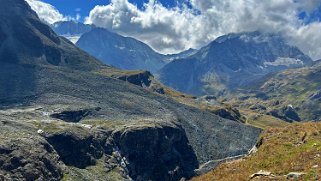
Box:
[1, 0, 321, 181]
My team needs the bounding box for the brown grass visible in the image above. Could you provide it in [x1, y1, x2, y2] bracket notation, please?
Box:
[191, 122, 321, 181]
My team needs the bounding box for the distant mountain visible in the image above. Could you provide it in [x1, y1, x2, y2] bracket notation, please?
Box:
[76, 28, 166, 73]
[51, 21, 95, 43]
[163, 48, 198, 63]
[159, 31, 312, 96]
[0, 0, 260, 180]
[53, 21, 196, 72]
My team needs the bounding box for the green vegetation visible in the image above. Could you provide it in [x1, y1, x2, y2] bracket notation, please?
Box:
[61, 157, 125, 181]
[243, 110, 289, 129]
[236, 64, 321, 122]
[95, 68, 146, 78]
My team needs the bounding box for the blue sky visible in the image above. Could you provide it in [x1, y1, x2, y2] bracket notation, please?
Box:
[28, 0, 321, 59]
[40, 0, 321, 23]
[41, 0, 184, 22]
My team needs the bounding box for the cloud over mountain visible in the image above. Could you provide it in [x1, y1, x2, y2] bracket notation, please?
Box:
[84, 0, 321, 59]
[25, 0, 65, 24]
[26, 0, 81, 24]
[27, 0, 321, 59]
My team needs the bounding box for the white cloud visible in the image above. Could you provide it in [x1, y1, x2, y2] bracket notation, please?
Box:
[25, 0, 65, 24]
[85, 0, 321, 59]
[76, 13, 81, 21]
[288, 23, 321, 60]
[26, 0, 81, 24]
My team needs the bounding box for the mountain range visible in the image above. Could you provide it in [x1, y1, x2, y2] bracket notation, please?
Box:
[52, 21, 197, 73]
[3, 0, 321, 180]
[0, 0, 261, 180]
[158, 31, 312, 96]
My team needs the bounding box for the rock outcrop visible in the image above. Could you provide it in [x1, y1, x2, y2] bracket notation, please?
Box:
[111, 123, 198, 181]
[0, 120, 62, 181]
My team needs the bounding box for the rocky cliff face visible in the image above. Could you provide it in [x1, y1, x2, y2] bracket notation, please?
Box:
[44, 121, 198, 180]
[0, 117, 199, 181]
[0, 119, 63, 181]
[111, 123, 198, 180]
[158, 32, 312, 96]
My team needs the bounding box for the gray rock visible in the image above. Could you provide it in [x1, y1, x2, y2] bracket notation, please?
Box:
[250, 170, 274, 179]
[286, 172, 305, 179]
[0, 120, 62, 181]
[309, 90, 321, 101]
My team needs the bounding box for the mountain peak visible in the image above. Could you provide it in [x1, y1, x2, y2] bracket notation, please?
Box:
[200, 31, 311, 67]
[159, 31, 312, 96]
[213, 31, 284, 45]
[0, 0, 102, 70]
[52, 20, 95, 36]
[76, 27, 166, 73]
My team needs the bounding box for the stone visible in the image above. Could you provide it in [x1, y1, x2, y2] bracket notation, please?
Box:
[248, 145, 258, 155]
[312, 165, 318, 168]
[37, 129, 44, 134]
[250, 170, 274, 179]
[286, 172, 305, 179]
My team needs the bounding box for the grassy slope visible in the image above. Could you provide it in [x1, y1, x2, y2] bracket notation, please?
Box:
[232, 63, 321, 122]
[241, 109, 289, 129]
[191, 122, 321, 181]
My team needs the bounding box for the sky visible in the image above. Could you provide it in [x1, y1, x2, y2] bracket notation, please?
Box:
[26, 0, 321, 60]
[30, 0, 184, 22]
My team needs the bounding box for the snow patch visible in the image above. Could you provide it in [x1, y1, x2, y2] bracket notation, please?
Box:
[114, 45, 126, 50]
[62, 35, 81, 44]
[233, 68, 242, 72]
[264, 57, 303, 67]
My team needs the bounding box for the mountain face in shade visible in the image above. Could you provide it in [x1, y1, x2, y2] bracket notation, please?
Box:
[0, 2, 102, 71]
[76, 28, 166, 73]
[158, 31, 312, 96]
[51, 21, 95, 43]
[0, 0, 261, 180]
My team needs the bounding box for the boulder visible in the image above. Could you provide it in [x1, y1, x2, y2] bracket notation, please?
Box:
[286, 172, 305, 179]
[250, 170, 274, 179]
